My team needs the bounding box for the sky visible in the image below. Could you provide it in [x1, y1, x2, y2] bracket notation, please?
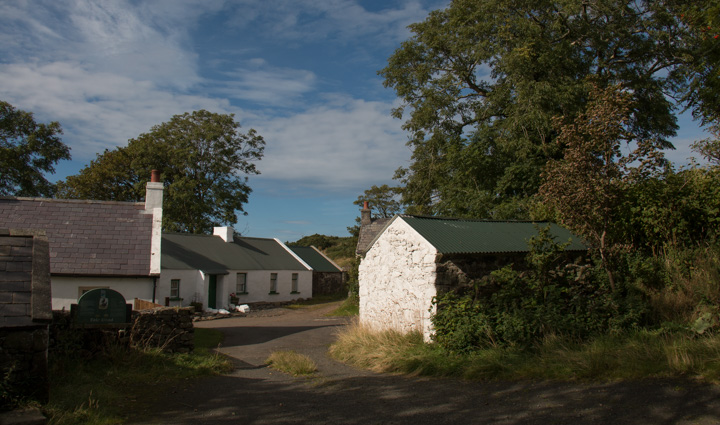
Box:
[0, 0, 710, 242]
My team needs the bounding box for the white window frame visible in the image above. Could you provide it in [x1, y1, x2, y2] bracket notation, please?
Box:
[291, 273, 299, 293]
[270, 273, 278, 294]
[170, 279, 180, 299]
[236, 273, 247, 294]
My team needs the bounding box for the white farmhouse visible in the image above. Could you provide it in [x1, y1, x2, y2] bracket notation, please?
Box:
[159, 227, 313, 310]
[357, 214, 586, 341]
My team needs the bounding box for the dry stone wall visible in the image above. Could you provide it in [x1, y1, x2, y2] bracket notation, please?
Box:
[130, 307, 195, 353]
[359, 218, 438, 341]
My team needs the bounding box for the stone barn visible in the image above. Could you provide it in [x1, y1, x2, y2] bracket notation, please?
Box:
[289, 245, 345, 296]
[357, 215, 586, 341]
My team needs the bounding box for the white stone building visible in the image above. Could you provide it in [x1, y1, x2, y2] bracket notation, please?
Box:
[357, 215, 586, 341]
[160, 227, 313, 310]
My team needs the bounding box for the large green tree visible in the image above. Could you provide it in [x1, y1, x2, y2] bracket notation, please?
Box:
[57, 110, 265, 234]
[381, 0, 718, 218]
[353, 184, 404, 218]
[0, 101, 70, 197]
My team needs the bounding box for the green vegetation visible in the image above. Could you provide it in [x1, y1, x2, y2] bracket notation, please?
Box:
[265, 351, 317, 376]
[56, 110, 265, 234]
[330, 323, 720, 382]
[45, 328, 232, 425]
[0, 100, 70, 197]
[288, 234, 356, 269]
[328, 297, 359, 317]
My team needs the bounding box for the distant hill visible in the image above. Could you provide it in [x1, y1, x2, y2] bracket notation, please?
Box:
[287, 234, 356, 269]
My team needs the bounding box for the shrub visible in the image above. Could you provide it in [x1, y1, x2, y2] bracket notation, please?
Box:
[431, 226, 648, 352]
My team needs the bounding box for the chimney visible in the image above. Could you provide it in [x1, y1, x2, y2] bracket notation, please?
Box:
[214, 226, 234, 242]
[145, 169, 164, 212]
[361, 201, 371, 226]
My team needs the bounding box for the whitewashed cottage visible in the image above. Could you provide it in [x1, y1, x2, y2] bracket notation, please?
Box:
[357, 213, 586, 341]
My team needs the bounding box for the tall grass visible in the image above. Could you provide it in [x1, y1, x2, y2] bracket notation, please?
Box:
[330, 322, 720, 382]
[45, 328, 232, 425]
[265, 351, 318, 376]
[645, 245, 720, 326]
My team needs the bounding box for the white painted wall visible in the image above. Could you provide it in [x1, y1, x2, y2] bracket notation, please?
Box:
[51, 276, 155, 311]
[158, 269, 313, 310]
[359, 217, 439, 341]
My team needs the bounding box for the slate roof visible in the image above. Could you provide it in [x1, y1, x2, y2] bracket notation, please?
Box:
[288, 246, 343, 273]
[356, 217, 391, 255]
[162, 233, 310, 274]
[0, 197, 154, 276]
[398, 216, 587, 254]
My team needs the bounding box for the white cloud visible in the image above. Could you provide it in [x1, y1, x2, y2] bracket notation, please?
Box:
[217, 61, 317, 106]
[253, 96, 410, 193]
[0, 62, 235, 159]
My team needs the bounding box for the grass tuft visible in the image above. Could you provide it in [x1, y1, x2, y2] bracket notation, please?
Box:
[265, 350, 318, 376]
[330, 322, 720, 382]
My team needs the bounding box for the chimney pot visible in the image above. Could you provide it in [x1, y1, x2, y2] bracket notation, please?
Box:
[151, 169, 160, 183]
[361, 201, 371, 226]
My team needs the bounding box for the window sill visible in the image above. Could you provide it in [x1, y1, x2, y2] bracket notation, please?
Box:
[268, 291, 279, 295]
[290, 291, 300, 294]
[169, 297, 183, 301]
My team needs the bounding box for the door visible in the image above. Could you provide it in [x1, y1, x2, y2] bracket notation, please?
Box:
[208, 275, 217, 309]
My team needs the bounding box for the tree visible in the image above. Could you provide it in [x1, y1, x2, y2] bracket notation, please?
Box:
[57, 110, 264, 234]
[539, 85, 668, 290]
[381, 0, 714, 218]
[0, 101, 70, 197]
[353, 184, 404, 218]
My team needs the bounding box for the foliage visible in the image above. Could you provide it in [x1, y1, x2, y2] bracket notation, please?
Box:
[56, 110, 264, 234]
[331, 322, 720, 382]
[0, 100, 70, 197]
[431, 227, 647, 351]
[265, 350, 317, 376]
[353, 184, 404, 218]
[540, 85, 668, 288]
[381, 0, 711, 218]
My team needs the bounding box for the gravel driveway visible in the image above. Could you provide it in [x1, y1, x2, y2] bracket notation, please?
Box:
[129, 303, 720, 425]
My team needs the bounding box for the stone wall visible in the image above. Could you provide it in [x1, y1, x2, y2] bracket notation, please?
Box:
[359, 218, 438, 341]
[435, 252, 527, 294]
[130, 307, 194, 353]
[312, 272, 345, 296]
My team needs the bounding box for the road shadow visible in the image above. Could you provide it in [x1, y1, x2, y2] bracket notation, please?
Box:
[208, 323, 345, 347]
[129, 372, 720, 425]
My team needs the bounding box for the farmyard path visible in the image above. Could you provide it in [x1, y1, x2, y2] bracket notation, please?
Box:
[129, 303, 720, 425]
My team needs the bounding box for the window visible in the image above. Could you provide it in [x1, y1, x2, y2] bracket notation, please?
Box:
[269, 273, 278, 294]
[236, 273, 247, 294]
[291, 273, 299, 293]
[170, 279, 180, 299]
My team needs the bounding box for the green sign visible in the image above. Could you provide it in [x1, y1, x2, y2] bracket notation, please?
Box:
[74, 288, 130, 325]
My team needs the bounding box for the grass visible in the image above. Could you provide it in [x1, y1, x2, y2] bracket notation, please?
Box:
[44, 328, 233, 425]
[285, 294, 346, 310]
[327, 296, 359, 317]
[329, 322, 720, 382]
[265, 350, 318, 376]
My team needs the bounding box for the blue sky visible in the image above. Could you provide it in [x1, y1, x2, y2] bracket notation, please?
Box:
[0, 0, 710, 241]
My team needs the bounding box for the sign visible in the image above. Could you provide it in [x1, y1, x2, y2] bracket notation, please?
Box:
[73, 288, 131, 326]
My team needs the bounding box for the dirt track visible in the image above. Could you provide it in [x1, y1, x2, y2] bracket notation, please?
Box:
[129, 303, 720, 425]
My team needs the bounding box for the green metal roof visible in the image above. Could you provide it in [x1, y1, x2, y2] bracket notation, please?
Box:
[289, 246, 343, 273]
[399, 216, 587, 254]
[162, 233, 309, 273]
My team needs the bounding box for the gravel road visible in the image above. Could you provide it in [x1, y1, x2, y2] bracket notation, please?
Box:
[129, 303, 720, 425]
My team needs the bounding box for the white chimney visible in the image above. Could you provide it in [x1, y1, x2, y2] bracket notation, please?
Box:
[214, 226, 234, 242]
[145, 169, 163, 212]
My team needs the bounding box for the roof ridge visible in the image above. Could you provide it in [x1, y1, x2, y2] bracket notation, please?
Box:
[401, 214, 551, 224]
[0, 196, 144, 206]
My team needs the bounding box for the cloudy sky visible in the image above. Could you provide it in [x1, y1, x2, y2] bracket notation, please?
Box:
[0, 0, 709, 241]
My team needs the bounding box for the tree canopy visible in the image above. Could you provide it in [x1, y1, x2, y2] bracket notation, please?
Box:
[56, 110, 265, 234]
[0, 100, 70, 197]
[381, 0, 719, 218]
[353, 184, 404, 219]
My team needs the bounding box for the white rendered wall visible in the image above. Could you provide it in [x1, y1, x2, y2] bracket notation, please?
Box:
[359, 218, 438, 341]
[51, 276, 155, 311]
[158, 269, 312, 309]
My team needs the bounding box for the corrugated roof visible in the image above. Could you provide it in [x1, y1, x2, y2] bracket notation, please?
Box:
[162, 233, 309, 273]
[0, 197, 153, 276]
[289, 246, 343, 272]
[399, 216, 587, 254]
